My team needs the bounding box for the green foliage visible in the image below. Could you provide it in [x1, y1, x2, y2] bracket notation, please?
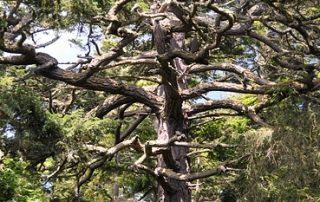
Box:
[0, 156, 48, 201]
[0, 76, 62, 166]
[0, 158, 16, 201]
[193, 120, 224, 143]
[189, 91, 320, 201]
[225, 116, 250, 134]
[236, 95, 320, 201]
[0, 62, 158, 201]
[60, 109, 117, 144]
[190, 113, 250, 200]
[230, 94, 258, 106]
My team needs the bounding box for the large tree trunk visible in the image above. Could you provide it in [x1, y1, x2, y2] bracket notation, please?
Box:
[156, 117, 190, 202]
[156, 32, 191, 202]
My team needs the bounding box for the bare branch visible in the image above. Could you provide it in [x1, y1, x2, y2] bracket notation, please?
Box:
[155, 152, 251, 181]
[189, 63, 275, 85]
[119, 114, 148, 142]
[96, 95, 135, 118]
[174, 141, 238, 149]
[248, 31, 286, 53]
[35, 36, 60, 49]
[187, 149, 211, 157]
[182, 80, 308, 99]
[188, 112, 239, 120]
[82, 144, 108, 153]
[42, 156, 68, 185]
[90, 39, 101, 56]
[100, 58, 157, 70]
[188, 100, 270, 127]
[13, 52, 58, 82]
[74, 135, 144, 198]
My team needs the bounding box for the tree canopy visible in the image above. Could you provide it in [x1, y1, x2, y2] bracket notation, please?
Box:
[0, 0, 320, 201]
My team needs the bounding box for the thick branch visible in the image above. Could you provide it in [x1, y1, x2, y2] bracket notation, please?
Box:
[35, 67, 161, 111]
[96, 95, 135, 118]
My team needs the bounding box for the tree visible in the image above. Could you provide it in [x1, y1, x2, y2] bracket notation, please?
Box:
[235, 94, 320, 201]
[0, 0, 319, 201]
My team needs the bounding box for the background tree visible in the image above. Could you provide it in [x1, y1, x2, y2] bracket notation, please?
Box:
[0, 0, 320, 201]
[236, 94, 320, 201]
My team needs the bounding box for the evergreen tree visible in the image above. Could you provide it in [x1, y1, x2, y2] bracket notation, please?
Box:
[0, 0, 319, 201]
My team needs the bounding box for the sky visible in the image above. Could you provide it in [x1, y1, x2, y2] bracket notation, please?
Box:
[36, 31, 88, 69]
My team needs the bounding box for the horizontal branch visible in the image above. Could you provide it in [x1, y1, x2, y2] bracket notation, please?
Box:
[189, 100, 246, 115]
[105, 135, 144, 156]
[173, 142, 238, 149]
[187, 149, 211, 157]
[155, 152, 251, 181]
[36, 67, 162, 111]
[0, 54, 33, 65]
[188, 100, 270, 127]
[189, 63, 274, 85]
[82, 144, 108, 153]
[188, 112, 239, 120]
[182, 80, 308, 100]
[100, 58, 157, 70]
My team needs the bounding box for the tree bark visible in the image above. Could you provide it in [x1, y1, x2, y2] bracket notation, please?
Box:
[156, 114, 190, 202]
[156, 31, 191, 201]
